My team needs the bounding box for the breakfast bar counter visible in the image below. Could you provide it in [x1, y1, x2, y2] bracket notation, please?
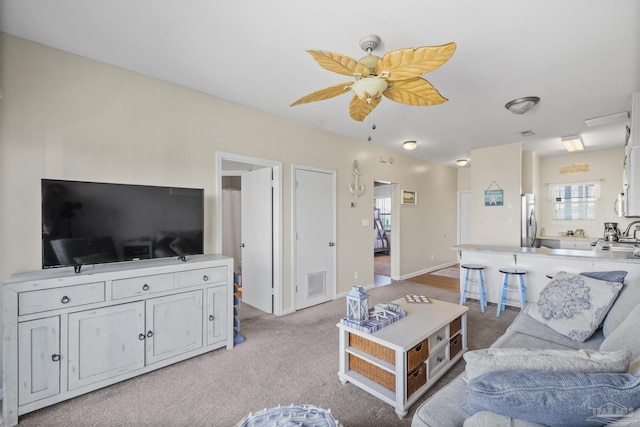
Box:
[453, 244, 640, 309]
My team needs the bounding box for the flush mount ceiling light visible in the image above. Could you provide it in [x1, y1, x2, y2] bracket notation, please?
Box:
[505, 96, 540, 115]
[455, 159, 468, 167]
[562, 135, 584, 152]
[403, 140, 418, 150]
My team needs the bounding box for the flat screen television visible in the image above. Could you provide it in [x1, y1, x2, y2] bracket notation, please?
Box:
[42, 179, 204, 269]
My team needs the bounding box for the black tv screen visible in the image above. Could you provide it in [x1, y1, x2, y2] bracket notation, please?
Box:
[42, 179, 204, 268]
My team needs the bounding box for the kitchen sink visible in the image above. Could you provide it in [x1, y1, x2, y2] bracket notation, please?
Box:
[595, 241, 639, 253]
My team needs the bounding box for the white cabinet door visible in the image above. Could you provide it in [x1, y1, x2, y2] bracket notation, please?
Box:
[206, 285, 227, 346]
[18, 317, 60, 405]
[145, 291, 203, 364]
[68, 302, 145, 390]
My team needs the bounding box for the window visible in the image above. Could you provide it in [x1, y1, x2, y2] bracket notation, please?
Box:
[374, 197, 391, 231]
[551, 182, 599, 221]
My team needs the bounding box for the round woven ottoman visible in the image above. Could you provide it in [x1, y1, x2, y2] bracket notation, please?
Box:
[236, 404, 341, 427]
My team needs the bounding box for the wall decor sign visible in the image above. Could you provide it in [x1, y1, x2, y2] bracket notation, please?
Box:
[401, 190, 417, 205]
[484, 181, 503, 206]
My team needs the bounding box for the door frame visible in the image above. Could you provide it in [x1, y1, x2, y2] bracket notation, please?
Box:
[215, 152, 283, 316]
[291, 164, 337, 312]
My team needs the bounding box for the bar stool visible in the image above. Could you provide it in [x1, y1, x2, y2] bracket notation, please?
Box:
[497, 268, 527, 317]
[460, 264, 487, 312]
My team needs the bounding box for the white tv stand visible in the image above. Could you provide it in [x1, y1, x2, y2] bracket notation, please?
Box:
[2, 254, 234, 427]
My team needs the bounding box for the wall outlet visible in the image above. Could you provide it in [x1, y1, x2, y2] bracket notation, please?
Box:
[362, 218, 370, 227]
[431, 255, 435, 261]
[354, 271, 359, 279]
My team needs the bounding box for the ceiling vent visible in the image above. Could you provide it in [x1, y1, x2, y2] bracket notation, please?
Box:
[519, 130, 536, 137]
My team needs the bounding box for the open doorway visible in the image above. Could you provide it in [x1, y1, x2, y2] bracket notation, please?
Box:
[216, 152, 283, 315]
[374, 181, 392, 286]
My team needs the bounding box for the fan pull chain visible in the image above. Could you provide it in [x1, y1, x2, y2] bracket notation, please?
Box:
[368, 114, 377, 142]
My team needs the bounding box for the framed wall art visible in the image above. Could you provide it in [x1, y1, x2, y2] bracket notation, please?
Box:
[401, 190, 417, 205]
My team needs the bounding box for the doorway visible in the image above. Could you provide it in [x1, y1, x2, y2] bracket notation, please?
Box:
[216, 152, 283, 315]
[374, 181, 393, 286]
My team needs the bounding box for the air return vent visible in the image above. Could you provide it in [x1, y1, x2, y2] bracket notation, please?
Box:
[307, 271, 326, 298]
[519, 130, 536, 137]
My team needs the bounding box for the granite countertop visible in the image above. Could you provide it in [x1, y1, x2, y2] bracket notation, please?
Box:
[453, 244, 640, 263]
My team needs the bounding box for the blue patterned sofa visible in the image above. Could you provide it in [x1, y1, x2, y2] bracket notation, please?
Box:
[412, 271, 640, 427]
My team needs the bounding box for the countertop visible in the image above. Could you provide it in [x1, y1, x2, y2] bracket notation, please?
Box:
[453, 243, 640, 263]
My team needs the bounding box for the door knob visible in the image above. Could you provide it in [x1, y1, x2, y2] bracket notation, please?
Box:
[329, 242, 335, 247]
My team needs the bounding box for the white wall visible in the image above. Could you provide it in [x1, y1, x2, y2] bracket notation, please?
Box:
[0, 33, 459, 304]
[470, 143, 523, 246]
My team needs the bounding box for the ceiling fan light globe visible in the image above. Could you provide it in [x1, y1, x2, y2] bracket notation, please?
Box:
[351, 76, 388, 102]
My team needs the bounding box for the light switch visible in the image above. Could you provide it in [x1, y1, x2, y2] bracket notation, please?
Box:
[362, 219, 370, 227]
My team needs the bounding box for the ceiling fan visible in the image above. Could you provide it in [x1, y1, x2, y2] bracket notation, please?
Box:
[291, 35, 456, 121]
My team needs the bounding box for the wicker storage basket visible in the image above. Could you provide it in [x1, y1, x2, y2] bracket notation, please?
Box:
[407, 338, 429, 372]
[449, 334, 463, 359]
[348, 333, 395, 365]
[449, 316, 462, 335]
[349, 353, 395, 391]
[407, 363, 427, 398]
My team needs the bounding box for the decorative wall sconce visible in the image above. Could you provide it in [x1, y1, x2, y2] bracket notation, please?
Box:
[348, 160, 365, 198]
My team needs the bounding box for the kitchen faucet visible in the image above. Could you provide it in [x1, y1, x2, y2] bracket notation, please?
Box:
[622, 220, 640, 238]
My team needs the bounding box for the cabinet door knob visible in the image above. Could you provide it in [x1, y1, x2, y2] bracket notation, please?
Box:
[203, 275, 209, 282]
[209, 314, 214, 321]
[138, 333, 146, 340]
[142, 284, 149, 291]
[51, 354, 61, 362]
[437, 356, 443, 363]
[146, 330, 153, 338]
[437, 335, 443, 342]
[61, 296, 70, 304]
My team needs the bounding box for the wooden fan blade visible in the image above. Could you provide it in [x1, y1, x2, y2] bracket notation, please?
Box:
[291, 82, 352, 106]
[382, 78, 448, 106]
[306, 50, 360, 77]
[349, 95, 381, 121]
[378, 42, 456, 81]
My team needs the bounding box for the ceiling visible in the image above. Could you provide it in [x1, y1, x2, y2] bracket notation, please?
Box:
[1, 1, 638, 166]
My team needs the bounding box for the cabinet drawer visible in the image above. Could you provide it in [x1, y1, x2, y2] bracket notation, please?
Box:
[178, 267, 227, 288]
[19, 282, 105, 315]
[112, 273, 175, 299]
[428, 325, 448, 350]
[449, 316, 462, 336]
[427, 346, 448, 378]
[407, 338, 429, 372]
[407, 363, 427, 398]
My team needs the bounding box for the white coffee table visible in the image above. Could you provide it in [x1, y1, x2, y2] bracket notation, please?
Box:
[337, 297, 468, 418]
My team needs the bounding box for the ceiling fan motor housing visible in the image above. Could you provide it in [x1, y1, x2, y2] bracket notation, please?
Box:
[359, 34, 381, 53]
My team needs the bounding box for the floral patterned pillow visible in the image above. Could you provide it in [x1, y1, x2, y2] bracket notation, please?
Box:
[528, 272, 623, 342]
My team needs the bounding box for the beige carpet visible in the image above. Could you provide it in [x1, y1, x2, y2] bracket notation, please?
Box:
[16, 280, 518, 427]
[374, 254, 390, 276]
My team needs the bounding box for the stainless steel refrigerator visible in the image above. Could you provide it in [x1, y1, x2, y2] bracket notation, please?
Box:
[521, 193, 537, 247]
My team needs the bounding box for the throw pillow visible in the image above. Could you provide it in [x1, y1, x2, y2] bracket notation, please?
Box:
[602, 278, 640, 337]
[600, 304, 640, 360]
[464, 348, 631, 380]
[580, 270, 627, 283]
[463, 370, 640, 427]
[528, 272, 623, 342]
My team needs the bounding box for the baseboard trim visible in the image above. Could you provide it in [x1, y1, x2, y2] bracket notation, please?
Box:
[400, 261, 457, 281]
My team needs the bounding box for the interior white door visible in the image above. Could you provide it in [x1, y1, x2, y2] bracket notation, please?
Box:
[458, 191, 471, 244]
[294, 167, 335, 310]
[241, 167, 273, 313]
